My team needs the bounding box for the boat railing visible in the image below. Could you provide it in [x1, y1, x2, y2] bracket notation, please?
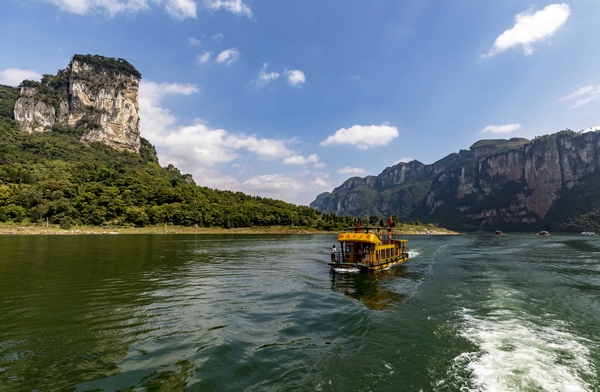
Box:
[331, 251, 344, 264]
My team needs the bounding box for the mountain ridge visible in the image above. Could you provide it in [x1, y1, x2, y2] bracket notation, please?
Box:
[311, 131, 600, 232]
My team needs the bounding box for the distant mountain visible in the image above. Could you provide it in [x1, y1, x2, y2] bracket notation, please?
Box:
[311, 131, 600, 232]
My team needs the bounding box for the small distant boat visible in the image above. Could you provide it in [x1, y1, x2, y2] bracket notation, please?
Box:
[537, 231, 550, 236]
[329, 219, 408, 272]
[494, 230, 503, 235]
[581, 231, 595, 236]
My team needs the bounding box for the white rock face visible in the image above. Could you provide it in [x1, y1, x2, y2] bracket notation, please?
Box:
[13, 87, 68, 133]
[13, 56, 141, 153]
[69, 59, 140, 152]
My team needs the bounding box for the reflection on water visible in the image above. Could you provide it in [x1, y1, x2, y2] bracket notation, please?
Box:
[0, 235, 190, 391]
[330, 266, 409, 310]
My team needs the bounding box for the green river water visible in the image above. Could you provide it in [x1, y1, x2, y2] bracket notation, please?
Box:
[0, 233, 599, 391]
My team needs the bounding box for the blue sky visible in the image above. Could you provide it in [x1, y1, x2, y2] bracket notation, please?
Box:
[1, 1, 599, 205]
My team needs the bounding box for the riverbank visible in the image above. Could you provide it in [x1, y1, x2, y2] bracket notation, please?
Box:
[0, 223, 459, 235]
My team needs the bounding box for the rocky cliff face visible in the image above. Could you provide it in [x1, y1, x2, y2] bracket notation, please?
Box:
[310, 131, 600, 231]
[13, 86, 69, 133]
[13, 55, 141, 153]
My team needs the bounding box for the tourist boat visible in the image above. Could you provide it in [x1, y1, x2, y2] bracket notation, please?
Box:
[329, 221, 408, 272]
[494, 230, 503, 235]
[581, 231, 595, 236]
[537, 231, 550, 235]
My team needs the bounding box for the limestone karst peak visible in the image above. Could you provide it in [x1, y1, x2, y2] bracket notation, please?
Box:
[13, 54, 141, 153]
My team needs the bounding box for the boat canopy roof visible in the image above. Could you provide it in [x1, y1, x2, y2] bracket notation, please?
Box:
[338, 232, 380, 244]
[338, 229, 408, 245]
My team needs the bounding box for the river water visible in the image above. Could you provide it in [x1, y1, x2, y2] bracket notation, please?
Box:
[0, 233, 599, 391]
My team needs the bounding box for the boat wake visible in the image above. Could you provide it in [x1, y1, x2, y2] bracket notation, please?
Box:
[331, 267, 360, 273]
[442, 304, 595, 391]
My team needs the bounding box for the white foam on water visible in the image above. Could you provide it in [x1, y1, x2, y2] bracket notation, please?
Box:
[409, 250, 420, 258]
[451, 306, 595, 392]
[331, 267, 360, 273]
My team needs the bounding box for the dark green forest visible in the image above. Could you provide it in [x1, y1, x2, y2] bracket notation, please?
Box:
[0, 84, 355, 230]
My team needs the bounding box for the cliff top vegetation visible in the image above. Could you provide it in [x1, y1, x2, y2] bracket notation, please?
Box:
[72, 54, 142, 80]
[470, 137, 530, 153]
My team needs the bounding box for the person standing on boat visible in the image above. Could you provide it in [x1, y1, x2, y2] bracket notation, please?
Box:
[331, 245, 337, 263]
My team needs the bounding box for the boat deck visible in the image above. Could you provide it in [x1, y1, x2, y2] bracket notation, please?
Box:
[329, 227, 409, 272]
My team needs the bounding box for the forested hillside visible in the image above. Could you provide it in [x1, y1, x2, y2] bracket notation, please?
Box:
[0, 84, 354, 230]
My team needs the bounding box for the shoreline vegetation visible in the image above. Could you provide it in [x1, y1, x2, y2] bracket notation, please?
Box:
[0, 223, 459, 235]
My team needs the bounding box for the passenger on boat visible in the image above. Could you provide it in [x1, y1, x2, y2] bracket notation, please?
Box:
[331, 245, 336, 262]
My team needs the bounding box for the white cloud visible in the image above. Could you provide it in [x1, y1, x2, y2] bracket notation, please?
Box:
[165, 0, 197, 19]
[140, 81, 199, 107]
[42, 0, 198, 19]
[228, 134, 292, 159]
[558, 85, 600, 109]
[243, 174, 300, 192]
[197, 51, 212, 64]
[139, 80, 199, 144]
[0, 68, 42, 86]
[150, 123, 293, 167]
[283, 154, 320, 165]
[188, 167, 240, 190]
[311, 177, 329, 187]
[286, 69, 306, 86]
[255, 64, 280, 88]
[320, 123, 399, 149]
[203, 0, 252, 18]
[199, 168, 318, 206]
[338, 166, 366, 175]
[241, 174, 329, 204]
[584, 125, 600, 133]
[139, 79, 325, 205]
[45, 0, 91, 14]
[188, 37, 202, 46]
[484, 3, 570, 57]
[394, 157, 414, 164]
[480, 123, 522, 134]
[255, 66, 306, 89]
[216, 48, 240, 66]
[140, 80, 293, 167]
